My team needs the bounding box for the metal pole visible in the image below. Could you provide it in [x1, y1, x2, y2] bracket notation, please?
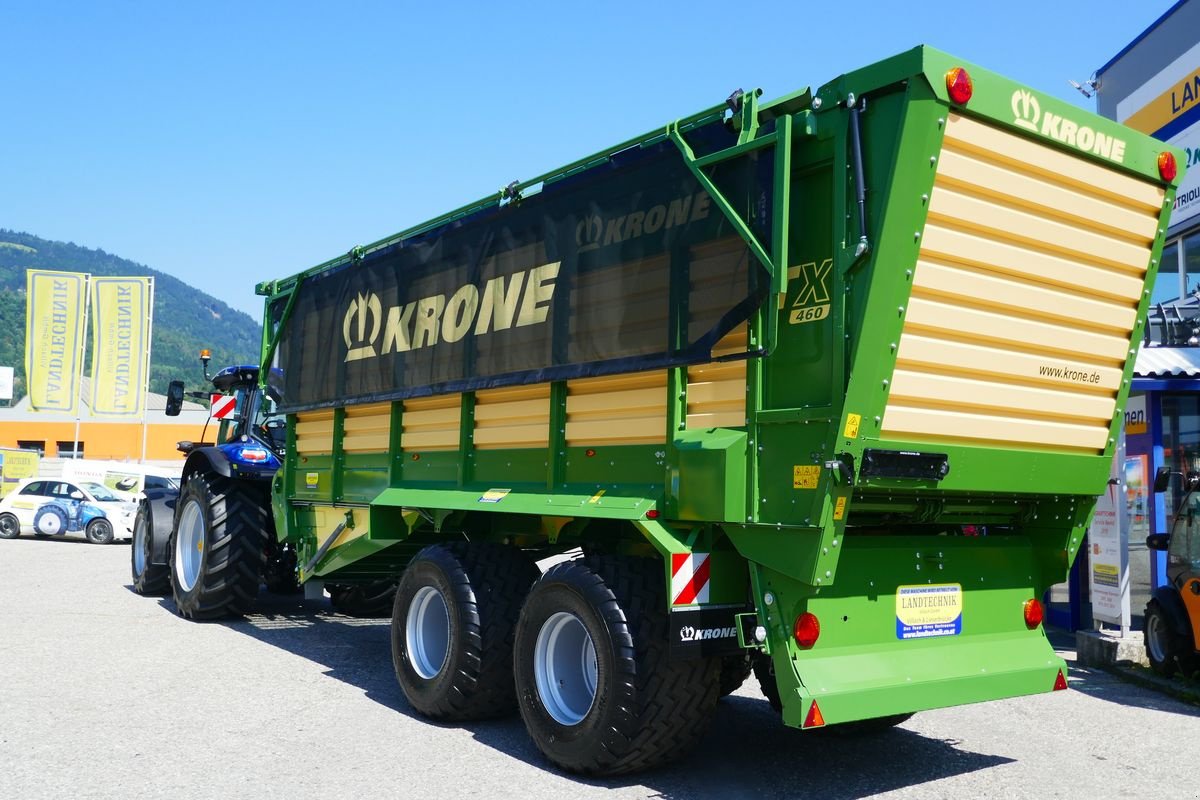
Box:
[140, 278, 155, 463]
[73, 274, 90, 459]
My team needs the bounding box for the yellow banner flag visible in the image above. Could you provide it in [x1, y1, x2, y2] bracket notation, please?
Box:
[90, 277, 153, 417]
[25, 269, 88, 414]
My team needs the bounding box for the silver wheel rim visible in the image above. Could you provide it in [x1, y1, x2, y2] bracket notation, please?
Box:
[133, 514, 147, 574]
[534, 611, 598, 726]
[175, 500, 205, 592]
[406, 586, 450, 679]
[1147, 612, 1167, 664]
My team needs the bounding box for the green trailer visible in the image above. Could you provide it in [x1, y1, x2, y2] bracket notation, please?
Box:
[190, 46, 1182, 775]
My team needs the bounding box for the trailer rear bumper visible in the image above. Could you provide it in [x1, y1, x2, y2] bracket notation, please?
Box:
[777, 631, 1066, 728]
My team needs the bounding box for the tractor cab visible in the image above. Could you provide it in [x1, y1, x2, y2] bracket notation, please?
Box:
[1145, 467, 1200, 676]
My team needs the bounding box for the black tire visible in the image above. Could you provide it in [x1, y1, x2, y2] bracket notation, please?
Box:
[514, 555, 720, 777]
[719, 653, 753, 697]
[1145, 599, 1195, 677]
[0, 512, 19, 539]
[131, 501, 170, 595]
[753, 652, 783, 712]
[329, 581, 398, 617]
[263, 543, 300, 594]
[168, 472, 268, 620]
[392, 542, 538, 721]
[34, 505, 67, 536]
[85, 518, 115, 545]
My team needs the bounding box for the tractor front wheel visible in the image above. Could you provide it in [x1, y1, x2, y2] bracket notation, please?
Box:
[169, 473, 267, 620]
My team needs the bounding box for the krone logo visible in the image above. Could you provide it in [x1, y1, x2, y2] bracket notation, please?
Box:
[679, 625, 696, 642]
[343, 292, 382, 362]
[1012, 89, 1040, 132]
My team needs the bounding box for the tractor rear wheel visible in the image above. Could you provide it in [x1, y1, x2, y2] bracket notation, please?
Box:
[513, 555, 720, 776]
[169, 472, 268, 620]
[1145, 599, 1195, 677]
[131, 500, 170, 595]
[392, 542, 538, 721]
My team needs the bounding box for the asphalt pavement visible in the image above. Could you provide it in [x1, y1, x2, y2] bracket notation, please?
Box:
[1, 536, 1197, 800]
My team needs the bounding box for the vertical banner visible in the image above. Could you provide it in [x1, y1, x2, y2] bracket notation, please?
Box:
[90, 277, 153, 416]
[1090, 434, 1132, 630]
[25, 269, 88, 413]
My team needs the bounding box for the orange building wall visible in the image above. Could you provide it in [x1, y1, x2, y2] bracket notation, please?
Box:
[0, 420, 210, 461]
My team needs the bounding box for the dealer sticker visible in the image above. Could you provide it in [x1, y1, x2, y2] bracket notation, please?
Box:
[478, 488, 511, 504]
[895, 583, 962, 640]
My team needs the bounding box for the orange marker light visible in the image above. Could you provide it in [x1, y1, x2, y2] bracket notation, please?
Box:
[1158, 151, 1178, 182]
[945, 67, 973, 104]
[1023, 598, 1044, 629]
[793, 612, 821, 648]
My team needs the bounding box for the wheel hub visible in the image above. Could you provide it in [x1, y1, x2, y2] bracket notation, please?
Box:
[406, 586, 450, 679]
[175, 500, 205, 592]
[534, 611, 598, 726]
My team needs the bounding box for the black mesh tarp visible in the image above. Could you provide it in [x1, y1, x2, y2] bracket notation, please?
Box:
[276, 133, 772, 412]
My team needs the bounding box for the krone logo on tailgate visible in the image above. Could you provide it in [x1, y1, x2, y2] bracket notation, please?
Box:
[342, 263, 561, 362]
[1009, 89, 1126, 163]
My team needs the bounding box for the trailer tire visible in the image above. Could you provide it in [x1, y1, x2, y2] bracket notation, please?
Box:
[392, 542, 538, 721]
[753, 652, 783, 712]
[514, 555, 720, 776]
[1145, 599, 1195, 677]
[329, 581, 398, 618]
[169, 472, 267, 620]
[131, 501, 170, 595]
[719, 653, 753, 697]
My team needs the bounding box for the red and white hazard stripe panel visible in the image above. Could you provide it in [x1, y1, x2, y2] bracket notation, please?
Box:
[210, 393, 236, 419]
[671, 552, 711, 606]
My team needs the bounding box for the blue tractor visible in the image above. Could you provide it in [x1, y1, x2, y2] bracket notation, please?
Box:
[131, 351, 394, 619]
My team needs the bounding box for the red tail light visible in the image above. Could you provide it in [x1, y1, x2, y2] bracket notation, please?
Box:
[945, 67, 973, 105]
[803, 699, 826, 728]
[1023, 598, 1044, 629]
[1053, 669, 1068, 691]
[1159, 151, 1178, 182]
[794, 612, 821, 648]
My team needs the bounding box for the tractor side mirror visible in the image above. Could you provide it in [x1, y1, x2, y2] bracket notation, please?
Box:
[165, 381, 184, 417]
[1146, 533, 1172, 551]
[1154, 466, 1171, 493]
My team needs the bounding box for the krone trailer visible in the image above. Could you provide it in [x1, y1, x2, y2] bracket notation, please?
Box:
[174, 47, 1184, 775]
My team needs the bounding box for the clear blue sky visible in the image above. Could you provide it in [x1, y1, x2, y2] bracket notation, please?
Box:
[0, 1, 1179, 320]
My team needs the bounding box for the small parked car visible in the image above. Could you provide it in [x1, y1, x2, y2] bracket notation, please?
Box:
[0, 477, 138, 544]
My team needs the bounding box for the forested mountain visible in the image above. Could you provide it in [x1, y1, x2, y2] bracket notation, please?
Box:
[0, 230, 262, 401]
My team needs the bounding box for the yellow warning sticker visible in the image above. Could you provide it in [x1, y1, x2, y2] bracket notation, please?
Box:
[843, 413, 861, 439]
[305, 472, 319, 490]
[793, 465, 820, 489]
[588, 489, 606, 504]
[833, 496, 847, 520]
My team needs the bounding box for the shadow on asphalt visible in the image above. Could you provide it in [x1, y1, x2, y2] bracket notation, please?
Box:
[134, 588, 1016, 797]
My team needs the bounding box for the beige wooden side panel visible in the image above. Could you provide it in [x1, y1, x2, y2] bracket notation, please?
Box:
[566, 370, 666, 446]
[474, 385, 550, 449]
[295, 410, 335, 455]
[401, 394, 461, 451]
[343, 402, 391, 454]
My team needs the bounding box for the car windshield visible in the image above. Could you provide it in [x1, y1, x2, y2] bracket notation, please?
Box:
[82, 482, 120, 502]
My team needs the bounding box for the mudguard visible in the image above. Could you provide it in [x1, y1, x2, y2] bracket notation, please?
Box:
[182, 447, 233, 481]
[143, 487, 179, 566]
[1151, 586, 1192, 637]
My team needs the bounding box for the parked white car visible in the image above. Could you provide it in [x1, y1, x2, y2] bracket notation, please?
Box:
[0, 478, 138, 544]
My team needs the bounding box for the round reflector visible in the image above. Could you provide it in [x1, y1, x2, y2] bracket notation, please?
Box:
[794, 612, 821, 648]
[1023, 598, 1044, 629]
[945, 68, 973, 105]
[1159, 151, 1178, 182]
